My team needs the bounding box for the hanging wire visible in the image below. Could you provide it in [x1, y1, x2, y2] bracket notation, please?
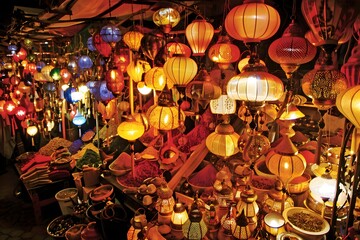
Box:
[291, 0, 297, 20]
[108, 0, 112, 18]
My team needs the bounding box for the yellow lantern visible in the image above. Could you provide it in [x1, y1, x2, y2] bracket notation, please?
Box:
[126, 59, 151, 83]
[210, 94, 236, 115]
[206, 120, 240, 158]
[123, 30, 144, 52]
[232, 211, 252, 240]
[185, 19, 214, 56]
[208, 35, 240, 70]
[27, 125, 38, 146]
[41, 65, 54, 82]
[153, 7, 181, 33]
[144, 67, 167, 91]
[117, 117, 145, 142]
[163, 55, 198, 88]
[238, 56, 266, 73]
[225, 0, 280, 43]
[263, 212, 285, 237]
[171, 203, 189, 230]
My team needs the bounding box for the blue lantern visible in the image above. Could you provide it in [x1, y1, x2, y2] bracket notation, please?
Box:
[100, 25, 122, 47]
[64, 87, 78, 103]
[78, 55, 93, 69]
[73, 111, 86, 126]
[8, 44, 17, 53]
[87, 37, 97, 51]
[99, 81, 114, 102]
[36, 61, 46, 72]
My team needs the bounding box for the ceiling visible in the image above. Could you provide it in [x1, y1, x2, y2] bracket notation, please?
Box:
[0, 0, 306, 55]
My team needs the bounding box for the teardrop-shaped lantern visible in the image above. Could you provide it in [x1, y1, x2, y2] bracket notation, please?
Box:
[126, 59, 151, 83]
[336, 85, 360, 129]
[185, 19, 214, 56]
[153, 7, 181, 34]
[123, 30, 144, 52]
[141, 30, 166, 60]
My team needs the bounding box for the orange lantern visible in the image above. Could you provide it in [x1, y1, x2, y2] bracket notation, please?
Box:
[185, 19, 214, 56]
[166, 41, 191, 58]
[14, 106, 27, 120]
[208, 35, 240, 70]
[13, 48, 27, 62]
[163, 55, 198, 88]
[225, 0, 280, 43]
[336, 85, 360, 129]
[4, 100, 17, 116]
[60, 68, 71, 83]
[27, 63, 37, 75]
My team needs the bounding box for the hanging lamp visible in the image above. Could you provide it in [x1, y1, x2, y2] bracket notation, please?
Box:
[185, 19, 214, 57]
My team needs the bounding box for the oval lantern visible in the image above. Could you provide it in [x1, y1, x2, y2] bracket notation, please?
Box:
[336, 85, 360, 129]
[141, 30, 166, 60]
[78, 55, 93, 69]
[208, 35, 240, 70]
[123, 30, 144, 52]
[87, 36, 97, 51]
[13, 48, 27, 62]
[100, 25, 122, 48]
[163, 55, 198, 88]
[93, 32, 112, 58]
[4, 100, 17, 116]
[64, 87, 77, 103]
[36, 61, 46, 72]
[105, 68, 125, 95]
[43, 82, 57, 93]
[99, 81, 115, 102]
[14, 106, 27, 121]
[60, 68, 71, 83]
[50, 67, 62, 81]
[126, 59, 151, 83]
[144, 67, 167, 91]
[41, 65, 55, 81]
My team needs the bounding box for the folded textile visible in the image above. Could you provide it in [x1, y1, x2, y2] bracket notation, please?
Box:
[21, 154, 52, 173]
[20, 165, 49, 179]
[49, 169, 70, 181]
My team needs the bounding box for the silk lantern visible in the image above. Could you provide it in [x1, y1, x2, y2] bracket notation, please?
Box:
[105, 68, 125, 95]
[50, 67, 62, 81]
[123, 30, 144, 52]
[185, 19, 214, 56]
[126, 59, 151, 83]
[225, 0, 280, 43]
[87, 36, 97, 51]
[166, 41, 191, 58]
[144, 67, 167, 91]
[78, 55, 93, 69]
[141, 30, 166, 61]
[208, 35, 240, 70]
[14, 106, 27, 121]
[93, 32, 112, 58]
[100, 25, 122, 48]
[153, 7, 181, 33]
[163, 55, 198, 88]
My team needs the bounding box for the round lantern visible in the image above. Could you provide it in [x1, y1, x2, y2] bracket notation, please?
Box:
[87, 36, 97, 51]
[208, 35, 241, 70]
[141, 30, 166, 61]
[41, 65, 55, 81]
[144, 67, 167, 91]
[147, 90, 185, 131]
[99, 81, 115, 102]
[93, 32, 112, 58]
[225, 0, 280, 43]
[10, 75, 21, 86]
[113, 47, 130, 72]
[117, 117, 145, 142]
[163, 55, 198, 88]
[137, 82, 152, 95]
[72, 110, 87, 126]
[64, 87, 77, 103]
[4, 100, 17, 116]
[238, 56, 266, 73]
[336, 85, 360, 129]
[305, 28, 353, 47]
[27, 125, 38, 146]
[43, 82, 56, 92]
[266, 136, 306, 184]
[100, 25, 122, 48]
[227, 63, 284, 102]
[27, 63, 37, 75]
[302, 64, 348, 110]
[14, 106, 27, 120]
[78, 55, 93, 69]
[301, 0, 360, 47]
[68, 60, 78, 74]
[126, 59, 151, 82]
[50, 67, 62, 81]
[153, 7, 181, 33]
[34, 72, 47, 82]
[105, 68, 125, 95]
[268, 20, 317, 79]
[206, 121, 240, 158]
[185, 19, 214, 56]
[123, 30, 144, 52]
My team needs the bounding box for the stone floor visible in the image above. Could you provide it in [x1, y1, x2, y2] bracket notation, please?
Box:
[0, 163, 57, 240]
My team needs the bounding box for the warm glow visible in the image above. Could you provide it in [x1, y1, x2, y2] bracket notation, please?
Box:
[144, 67, 167, 91]
[163, 55, 198, 87]
[147, 105, 185, 131]
[185, 19, 214, 56]
[264, 212, 285, 236]
[336, 85, 360, 129]
[210, 94, 237, 115]
[137, 82, 152, 95]
[309, 176, 337, 200]
[61, 84, 69, 91]
[47, 120, 55, 131]
[123, 30, 144, 52]
[225, 0, 280, 42]
[27, 125, 38, 136]
[117, 117, 145, 141]
[78, 85, 89, 93]
[126, 59, 151, 83]
[153, 8, 180, 33]
[70, 91, 83, 103]
[171, 203, 189, 227]
[238, 56, 266, 72]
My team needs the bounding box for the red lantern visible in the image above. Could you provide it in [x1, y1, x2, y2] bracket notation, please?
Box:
[10, 75, 21, 86]
[14, 106, 27, 120]
[4, 100, 17, 116]
[105, 68, 125, 95]
[13, 48, 27, 62]
[27, 63, 37, 75]
[114, 47, 130, 72]
[60, 68, 71, 83]
[93, 32, 112, 58]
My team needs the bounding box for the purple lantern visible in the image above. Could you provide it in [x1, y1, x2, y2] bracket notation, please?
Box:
[87, 37, 97, 52]
[99, 81, 114, 102]
[78, 55, 93, 69]
[100, 25, 121, 47]
[36, 61, 46, 72]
